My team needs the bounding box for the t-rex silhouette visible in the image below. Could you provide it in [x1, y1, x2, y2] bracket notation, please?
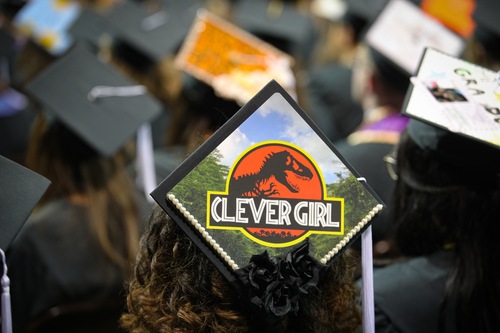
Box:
[229, 150, 313, 197]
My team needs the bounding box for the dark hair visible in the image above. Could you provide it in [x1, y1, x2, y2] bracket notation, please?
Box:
[26, 113, 142, 270]
[389, 130, 500, 332]
[121, 205, 362, 333]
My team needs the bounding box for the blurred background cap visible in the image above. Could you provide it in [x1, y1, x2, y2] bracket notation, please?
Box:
[24, 44, 161, 157]
[0, 155, 50, 251]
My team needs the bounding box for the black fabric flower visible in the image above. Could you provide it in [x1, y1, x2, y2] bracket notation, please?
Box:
[235, 240, 324, 319]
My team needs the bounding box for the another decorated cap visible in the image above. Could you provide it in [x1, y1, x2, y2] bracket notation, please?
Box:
[364, 0, 465, 76]
[105, 0, 197, 66]
[151, 80, 384, 318]
[0, 155, 50, 250]
[403, 47, 500, 169]
[420, 0, 476, 38]
[25, 44, 161, 156]
[232, 0, 318, 62]
[12, 0, 81, 55]
[175, 9, 296, 106]
[67, 8, 116, 54]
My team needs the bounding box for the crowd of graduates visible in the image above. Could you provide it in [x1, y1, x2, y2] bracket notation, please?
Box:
[0, 0, 499, 332]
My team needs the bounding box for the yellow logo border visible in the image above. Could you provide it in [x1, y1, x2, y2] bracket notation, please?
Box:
[206, 140, 345, 248]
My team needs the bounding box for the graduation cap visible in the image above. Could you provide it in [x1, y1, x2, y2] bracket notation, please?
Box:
[24, 44, 161, 157]
[0, 155, 50, 251]
[151, 80, 384, 321]
[104, 0, 197, 68]
[472, 0, 500, 60]
[175, 9, 295, 106]
[403, 47, 500, 170]
[232, 0, 318, 62]
[67, 8, 117, 54]
[12, 0, 81, 55]
[0, 155, 49, 333]
[420, 0, 476, 38]
[364, 0, 465, 77]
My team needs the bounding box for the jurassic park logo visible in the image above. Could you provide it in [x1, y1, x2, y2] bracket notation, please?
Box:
[207, 141, 344, 247]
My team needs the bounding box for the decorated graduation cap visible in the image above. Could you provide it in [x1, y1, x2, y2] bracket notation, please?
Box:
[472, 0, 500, 60]
[151, 80, 384, 322]
[12, 0, 81, 55]
[232, 0, 318, 62]
[24, 44, 161, 157]
[420, 0, 476, 38]
[175, 9, 296, 106]
[104, 0, 197, 69]
[364, 0, 465, 78]
[403, 47, 500, 170]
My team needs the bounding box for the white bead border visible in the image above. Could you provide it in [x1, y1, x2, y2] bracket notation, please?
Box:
[168, 193, 382, 268]
[319, 204, 383, 264]
[167, 194, 239, 270]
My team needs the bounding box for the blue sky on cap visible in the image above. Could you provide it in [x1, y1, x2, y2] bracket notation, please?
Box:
[217, 93, 350, 185]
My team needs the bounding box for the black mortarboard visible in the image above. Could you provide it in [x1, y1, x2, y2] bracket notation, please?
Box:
[403, 47, 500, 170]
[0, 155, 50, 250]
[12, 0, 81, 56]
[104, 0, 197, 66]
[151, 80, 384, 319]
[67, 8, 116, 54]
[364, 0, 465, 77]
[24, 44, 161, 156]
[232, 0, 318, 62]
[472, 0, 500, 59]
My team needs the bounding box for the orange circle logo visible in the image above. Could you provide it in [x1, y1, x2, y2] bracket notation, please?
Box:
[207, 141, 343, 247]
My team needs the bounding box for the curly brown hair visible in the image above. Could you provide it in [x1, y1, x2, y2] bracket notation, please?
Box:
[121, 206, 362, 333]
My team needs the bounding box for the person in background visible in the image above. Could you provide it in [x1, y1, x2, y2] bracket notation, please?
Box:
[302, 0, 372, 143]
[6, 46, 158, 332]
[335, 44, 410, 259]
[370, 122, 500, 332]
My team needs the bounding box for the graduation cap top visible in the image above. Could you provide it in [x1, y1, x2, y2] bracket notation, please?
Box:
[12, 0, 81, 55]
[364, 0, 465, 76]
[403, 47, 500, 170]
[67, 8, 116, 54]
[104, 0, 198, 65]
[25, 44, 161, 157]
[0, 155, 50, 250]
[151, 80, 383, 319]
